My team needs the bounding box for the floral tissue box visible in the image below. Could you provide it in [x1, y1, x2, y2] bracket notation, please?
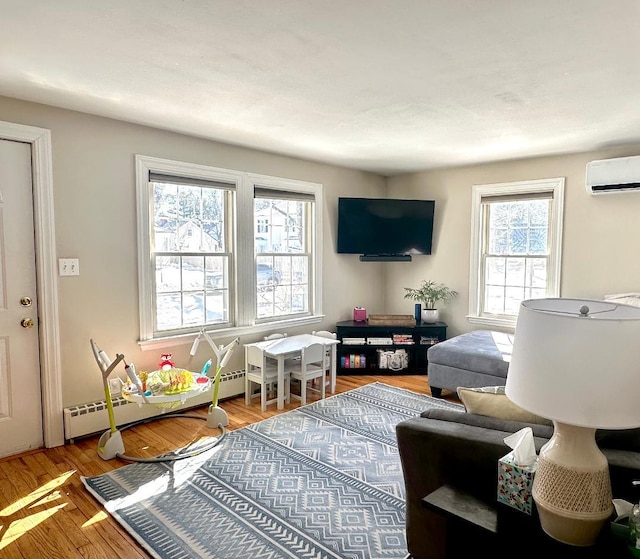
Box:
[497, 451, 537, 515]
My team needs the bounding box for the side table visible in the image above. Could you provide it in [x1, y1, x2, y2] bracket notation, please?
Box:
[422, 484, 630, 558]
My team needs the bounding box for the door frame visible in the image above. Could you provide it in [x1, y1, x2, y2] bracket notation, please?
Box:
[0, 120, 63, 448]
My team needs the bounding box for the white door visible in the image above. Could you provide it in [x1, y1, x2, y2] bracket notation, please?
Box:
[0, 138, 43, 458]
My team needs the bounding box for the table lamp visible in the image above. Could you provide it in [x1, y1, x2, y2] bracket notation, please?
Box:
[506, 298, 640, 546]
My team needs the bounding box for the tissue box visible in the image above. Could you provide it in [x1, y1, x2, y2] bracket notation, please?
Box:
[497, 451, 537, 515]
[353, 307, 367, 322]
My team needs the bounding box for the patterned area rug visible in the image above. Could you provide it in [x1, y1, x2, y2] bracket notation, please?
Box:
[83, 382, 463, 559]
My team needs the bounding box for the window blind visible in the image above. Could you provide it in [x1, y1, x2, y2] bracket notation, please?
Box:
[254, 186, 315, 202]
[481, 191, 554, 204]
[149, 172, 235, 190]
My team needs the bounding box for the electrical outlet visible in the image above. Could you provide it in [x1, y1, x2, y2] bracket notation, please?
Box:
[109, 378, 122, 396]
[58, 258, 80, 276]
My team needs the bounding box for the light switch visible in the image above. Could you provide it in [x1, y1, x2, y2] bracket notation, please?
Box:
[59, 258, 80, 276]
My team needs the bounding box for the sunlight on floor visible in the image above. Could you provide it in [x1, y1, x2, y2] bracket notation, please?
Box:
[104, 473, 170, 512]
[102, 444, 223, 512]
[0, 470, 76, 550]
[0, 504, 67, 549]
[0, 470, 74, 516]
[83, 510, 108, 528]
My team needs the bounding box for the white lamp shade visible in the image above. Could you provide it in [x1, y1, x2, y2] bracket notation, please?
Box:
[506, 298, 640, 429]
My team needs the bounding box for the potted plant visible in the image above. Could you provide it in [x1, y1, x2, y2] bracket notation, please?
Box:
[403, 280, 457, 323]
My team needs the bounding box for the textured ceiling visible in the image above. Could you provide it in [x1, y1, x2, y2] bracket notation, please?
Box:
[1, 1, 639, 175]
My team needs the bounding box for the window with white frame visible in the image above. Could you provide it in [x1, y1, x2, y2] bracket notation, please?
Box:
[468, 178, 564, 328]
[136, 156, 323, 345]
[254, 186, 313, 320]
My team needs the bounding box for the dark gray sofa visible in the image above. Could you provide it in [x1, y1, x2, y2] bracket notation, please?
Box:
[396, 408, 640, 559]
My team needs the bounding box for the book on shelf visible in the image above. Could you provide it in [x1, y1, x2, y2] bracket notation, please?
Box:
[420, 336, 440, 345]
[340, 354, 367, 369]
[392, 334, 414, 345]
[366, 337, 394, 345]
[342, 337, 367, 345]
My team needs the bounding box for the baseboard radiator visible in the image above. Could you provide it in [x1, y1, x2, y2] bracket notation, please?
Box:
[63, 369, 246, 442]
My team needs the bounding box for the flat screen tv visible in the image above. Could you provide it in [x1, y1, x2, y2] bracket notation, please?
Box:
[337, 197, 435, 257]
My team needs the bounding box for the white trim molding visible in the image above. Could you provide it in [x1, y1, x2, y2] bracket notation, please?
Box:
[135, 156, 324, 348]
[468, 177, 565, 329]
[0, 120, 63, 448]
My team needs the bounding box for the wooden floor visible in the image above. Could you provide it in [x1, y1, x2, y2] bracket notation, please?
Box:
[0, 375, 458, 559]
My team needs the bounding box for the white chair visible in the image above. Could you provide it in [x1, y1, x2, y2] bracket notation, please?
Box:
[288, 343, 326, 406]
[262, 333, 296, 393]
[245, 345, 290, 411]
[312, 331, 336, 389]
[264, 331, 301, 363]
[264, 333, 287, 340]
[312, 330, 336, 339]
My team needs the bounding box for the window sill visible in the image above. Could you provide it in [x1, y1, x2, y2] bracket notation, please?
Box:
[466, 314, 516, 331]
[138, 314, 325, 351]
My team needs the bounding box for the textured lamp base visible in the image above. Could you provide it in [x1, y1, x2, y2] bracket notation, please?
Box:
[535, 498, 611, 547]
[532, 423, 613, 547]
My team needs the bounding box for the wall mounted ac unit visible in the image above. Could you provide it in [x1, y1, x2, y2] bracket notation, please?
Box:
[586, 155, 640, 195]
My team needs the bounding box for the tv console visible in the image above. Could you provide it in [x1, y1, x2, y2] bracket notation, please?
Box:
[335, 320, 447, 375]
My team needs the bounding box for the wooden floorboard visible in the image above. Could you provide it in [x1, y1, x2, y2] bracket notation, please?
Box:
[0, 374, 458, 558]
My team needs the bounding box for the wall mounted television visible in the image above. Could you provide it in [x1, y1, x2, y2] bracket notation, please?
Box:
[337, 197, 435, 261]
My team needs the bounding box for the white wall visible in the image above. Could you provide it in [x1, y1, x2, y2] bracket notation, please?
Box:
[3, 93, 640, 407]
[386, 150, 640, 337]
[0, 95, 386, 407]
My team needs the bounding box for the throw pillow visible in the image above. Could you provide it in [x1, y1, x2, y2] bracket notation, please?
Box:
[457, 386, 553, 426]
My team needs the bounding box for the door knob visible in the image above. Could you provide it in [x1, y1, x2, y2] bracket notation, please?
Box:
[20, 296, 32, 307]
[21, 318, 34, 328]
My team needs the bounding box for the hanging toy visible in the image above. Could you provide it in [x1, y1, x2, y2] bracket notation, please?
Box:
[138, 371, 149, 393]
[159, 353, 175, 371]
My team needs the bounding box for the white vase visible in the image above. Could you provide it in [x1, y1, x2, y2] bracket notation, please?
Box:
[421, 309, 439, 323]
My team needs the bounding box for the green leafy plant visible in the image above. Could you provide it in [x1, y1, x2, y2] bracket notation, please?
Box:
[403, 280, 457, 309]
